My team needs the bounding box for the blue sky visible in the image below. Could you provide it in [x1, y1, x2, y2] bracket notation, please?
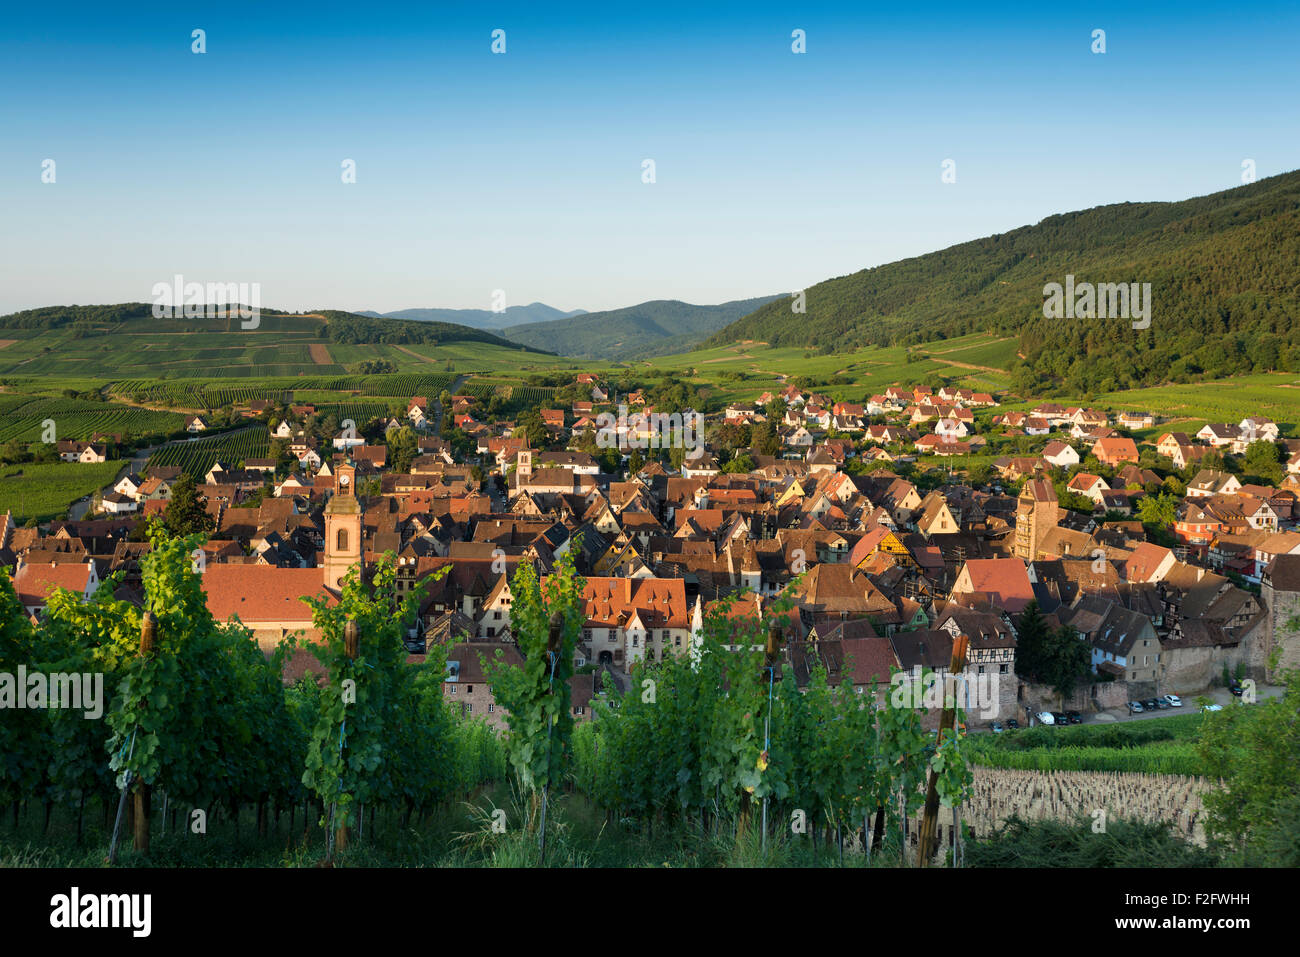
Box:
[1, 1, 1297, 315]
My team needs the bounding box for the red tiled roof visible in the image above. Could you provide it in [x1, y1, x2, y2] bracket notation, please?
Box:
[202, 565, 337, 625]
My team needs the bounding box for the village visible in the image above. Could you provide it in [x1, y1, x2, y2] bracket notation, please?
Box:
[6, 375, 1300, 732]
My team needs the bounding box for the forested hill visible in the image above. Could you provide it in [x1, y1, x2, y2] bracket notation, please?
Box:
[503, 296, 781, 359]
[703, 170, 1300, 394]
[0, 304, 553, 353]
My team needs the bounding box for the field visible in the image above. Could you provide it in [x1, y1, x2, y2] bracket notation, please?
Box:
[147, 428, 271, 478]
[0, 459, 126, 522]
[0, 396, 184, 444]
[0, 319, 571, 381]
[966, 713, 1210, 775]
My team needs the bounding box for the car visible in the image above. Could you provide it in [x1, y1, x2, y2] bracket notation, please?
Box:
[1202, 703, 1223, 712]
[1162, 694, 1182, 708]
[1005, 718, 1020, 730]
[1154, 698, 1170, 710]
[1052, 712, 1069, 726]
[991, 722, 1004, 733]
[1143, 698, 1161, 711]
[1066, 710, 1083, 724]
[1128, 701, 1144, 714]
[1036, 711, 1055, 725]
[1229, 682, 1244, 697]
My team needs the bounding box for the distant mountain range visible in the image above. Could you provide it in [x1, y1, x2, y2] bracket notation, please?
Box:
[705, 170, 1300, 393]
[359, 302, 586, 331]
[500, 296, 782, 360]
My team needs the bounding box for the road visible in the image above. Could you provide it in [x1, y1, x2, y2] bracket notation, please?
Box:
[432, 374, 466, 437]
[1013, 682, 1284, 729]
[65, 425, 260, 522]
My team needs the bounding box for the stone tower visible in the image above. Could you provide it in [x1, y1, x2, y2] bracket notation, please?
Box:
[1014, 478, 1060, 561]
[323, 462, 363, 591]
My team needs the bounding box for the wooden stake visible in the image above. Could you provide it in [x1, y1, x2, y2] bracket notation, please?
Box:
[335, 619, 358, 857]
[917, 634, 968, 867]
[132, 612, 157, 855]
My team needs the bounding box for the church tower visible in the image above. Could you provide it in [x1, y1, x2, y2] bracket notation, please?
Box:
[323, 462, 363, 591]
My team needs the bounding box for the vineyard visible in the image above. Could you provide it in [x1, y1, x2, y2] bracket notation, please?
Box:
[1, 543, 1289, 868]
[147, 428, 271, 478]
[0, 397, 184, 444]
[108, 373, 458, 409]
[0, 460, 126, 523]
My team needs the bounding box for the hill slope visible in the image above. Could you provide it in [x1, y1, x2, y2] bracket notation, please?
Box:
[359, 302, 586, 330]
[0, 305, 554, 379]
[503, 296, 781, 360]
[704, 171, 1300, 394]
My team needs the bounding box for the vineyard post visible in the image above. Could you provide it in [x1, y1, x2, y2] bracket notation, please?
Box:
[538, 612, 562, 867]
[917, 634, 968, 868]
[760, 621, 781, 855]
[335, 619, 359, 857]
[133, 612, 157, 855]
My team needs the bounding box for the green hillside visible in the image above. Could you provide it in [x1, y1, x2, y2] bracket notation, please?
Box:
[0, 306, 553, 379]
[704, 170, 1300, 394]
[503, 296, 780, 359]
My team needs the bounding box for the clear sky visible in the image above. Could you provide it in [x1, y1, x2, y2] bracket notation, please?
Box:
[1, 1, 1297, 316]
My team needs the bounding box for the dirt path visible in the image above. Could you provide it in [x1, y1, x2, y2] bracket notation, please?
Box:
[395, 344, 440, 364]
[309, 343, 334, 365]
[924, 356, 1008, 375]
[925, 336, 1015, 356]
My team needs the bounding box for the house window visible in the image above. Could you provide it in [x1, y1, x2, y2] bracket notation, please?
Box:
[467, 685, 473, 694]
[449, 685, 457, 694]
[488, 704, 494, 713]
[999, 664, 1007, 674]
[583, 629, 592, 641]
[494, 611, 502, 620]
[336, 528, 349, 551]
[465, 703, 472, 713]
[977, 665, 985, 674]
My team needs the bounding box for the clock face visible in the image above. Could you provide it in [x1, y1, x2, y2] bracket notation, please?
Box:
[339, 474, 350, 486]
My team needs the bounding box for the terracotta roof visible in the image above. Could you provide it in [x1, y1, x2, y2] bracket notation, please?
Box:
[201, 565, 337, 625]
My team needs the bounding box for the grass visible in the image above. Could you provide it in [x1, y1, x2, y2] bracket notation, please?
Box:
[966, 712, 1214, 775]
[0, 460, 126, 523]
[0, 786, 894, 869]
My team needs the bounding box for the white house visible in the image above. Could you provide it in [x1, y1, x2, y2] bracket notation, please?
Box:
[1042, 441, 1081, 469]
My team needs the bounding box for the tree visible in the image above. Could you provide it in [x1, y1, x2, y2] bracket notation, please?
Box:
[385, 425, 418, 473]
[1242, 440, 1284, 483]
[1136, 491, 1179, 528]
[160, 473, 215, 537]
[482, 551, 585, 846]
[1197, 667, 1300, 865]
[1014, 601, 1051, 683]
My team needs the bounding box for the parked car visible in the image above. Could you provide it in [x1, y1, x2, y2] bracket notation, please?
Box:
[1162, 694, 1182, 708]
[1202, 703, 1223, 712]
[1052, 712, 1069, 726]
[1128, 701, 1144, 714]
[1036, 711, 1055, 725]
[1005, 718, 1020, 730]
[1065, 710, 1083, 724]
[1229, 682, 1244, 697]
[1143, 698, 1161, 711]
[1154, 698, 1170, 710]
[991, 722, 1004, 733]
